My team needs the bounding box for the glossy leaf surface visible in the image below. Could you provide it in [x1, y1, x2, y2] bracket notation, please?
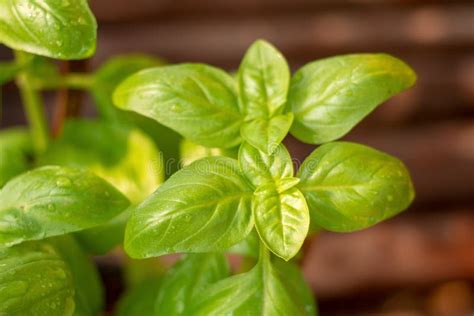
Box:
[298, 142, 415, 232]
[0, 166, 130, 247]
[191, 257, 316, 315]
[240, 112, 293, 154]
[92, 54, 164, 119]
[238, 40, 290, 118]
[239, 142, 293, 188]
[125, 157, 253, 258]
[253, 185, 309, 260]
[289, 54, 416, 143]
[114, 64, 243, 148]
[0, 0, 97, 59]
[0, 240, 75, 315]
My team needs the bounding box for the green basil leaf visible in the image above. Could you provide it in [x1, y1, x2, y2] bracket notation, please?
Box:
[0, 0, 97, 59]
[114, 64, 243, 148]
[298, 142, 415, 232]
[92, 54, 165, 119]
[227, 229, 260, 258]
[238, 40, 290, 118]
[40, 119, 163, 204]
[180, 139, 237, 167]
[50, 236, 103, 316]
[155, 253, 230, 315]
[0, 240, 75, 315]
[253, 185, 309, 260]
[289, 54, 417, 144]
[75, 207, 131, 255]
[191, 256, 315, 315]
[124, 157, 253, 258]
[238, 142, 293, 187]
[0, 127, 32, 188]
[0, 166, 130, 247]
[0, 61, 21, 84]
[241, 112, 293, 154]
[115, 277, 162, 316]
[273, 259, 318, 315]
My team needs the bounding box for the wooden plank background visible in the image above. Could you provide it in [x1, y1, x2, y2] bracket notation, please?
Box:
[1, 1, 473, 314]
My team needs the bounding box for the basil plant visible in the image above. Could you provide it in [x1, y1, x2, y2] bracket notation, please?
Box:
[0, 0, 417, 314]
[113, 40, 417, 314]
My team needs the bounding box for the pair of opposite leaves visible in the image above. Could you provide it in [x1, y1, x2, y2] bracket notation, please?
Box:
[114, 40, 417, 154]
[125, 141, 414, 261]
[116, 40, 416, 260]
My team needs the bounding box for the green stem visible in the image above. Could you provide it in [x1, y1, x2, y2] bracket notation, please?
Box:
[38, 72, 94, 90]
[14, 51, 49, 154]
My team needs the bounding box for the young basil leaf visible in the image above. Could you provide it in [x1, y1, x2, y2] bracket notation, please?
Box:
[0, 0, 97, 59]
[155, 253, 230, 315]
[114, 64, 243, 148]
[240, 112, 293, 154]
[180, 139, 238, 167]
[298, 142, 415, 232]
[124, 157, 254, 258]
[0, 127, 32, 188]
[50, 236, 103, 316]
[238, 40, 290, 118]
[191, 256, 316, 315]
[75, 207, 132, 255]
[0, 240, 75, 315]
[238, 142, 293, 188]
[39, 119, 163, 204]
[115, 277, 162, 316]
[253, 185, 309, 261]
[0, 166, 130, 248]
[0, 61, 21, 84]
[92, 54, 165, 120]
[289, 54, 417, 144]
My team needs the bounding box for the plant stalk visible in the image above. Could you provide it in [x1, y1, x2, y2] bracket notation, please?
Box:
[14, 51, 49, 154]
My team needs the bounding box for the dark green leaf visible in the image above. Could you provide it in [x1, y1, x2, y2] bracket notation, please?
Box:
[50, 236, 103, 316]
[113, 64, 243, 148]
[298, 142, 415, 232]
[0, 240, 75, 315]
[124, 157, 253, 258]
[253, 185, 309, 260]
[0, 166, 130, 247]
[191, 255, 316, 315]
[0, 127, 32, 188]
[155, 253, 230, 315]
[0, 0, 97, 59]
[289, 54, 417, 144]
[238, 40, 290, 118]
[238, 142, 293, 188]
